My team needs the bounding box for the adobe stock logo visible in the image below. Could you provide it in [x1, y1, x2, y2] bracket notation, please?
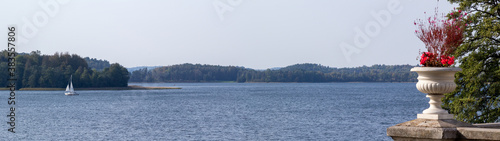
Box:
[19, 0, 70, 45]
[339, 0, 403, 62]
[213, 0, 243, 21]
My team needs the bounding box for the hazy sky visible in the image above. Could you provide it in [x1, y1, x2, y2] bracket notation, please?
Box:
[0, 0, 456, 69]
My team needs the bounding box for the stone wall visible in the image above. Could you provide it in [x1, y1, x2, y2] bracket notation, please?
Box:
[387, 119, 500, 140]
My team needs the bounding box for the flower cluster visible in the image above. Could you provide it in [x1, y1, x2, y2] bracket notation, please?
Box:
[440, 55, 454, 67]
[414, 7, 467, 67]
[420, 52, 436, 66]
[420, 52, 455, 67]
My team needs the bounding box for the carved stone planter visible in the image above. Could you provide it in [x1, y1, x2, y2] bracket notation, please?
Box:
[387, 67, 493, 141]
[410, 67, 462, 119]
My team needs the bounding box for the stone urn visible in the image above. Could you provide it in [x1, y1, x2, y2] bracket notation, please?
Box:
[410, 67, 462, 119]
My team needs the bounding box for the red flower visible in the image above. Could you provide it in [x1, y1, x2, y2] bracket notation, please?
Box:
[448, 56, 455, 65]
[440, 55, 455, 66]
[420, 54, 428, 65]
[420, 52, 437, 66]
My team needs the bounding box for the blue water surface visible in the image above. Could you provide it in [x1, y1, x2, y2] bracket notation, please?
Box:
[1, 83, 426, 140]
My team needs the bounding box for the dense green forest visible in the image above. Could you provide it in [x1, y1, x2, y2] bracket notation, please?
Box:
[1, 50, 418, 88]
[129, 63, 418, 82]
[84, 57, 110, 71]
[0, 51, 129, 89]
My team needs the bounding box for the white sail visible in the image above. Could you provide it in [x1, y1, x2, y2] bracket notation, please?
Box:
[65, 75, 78, 95]
[69, 81, 74, 92]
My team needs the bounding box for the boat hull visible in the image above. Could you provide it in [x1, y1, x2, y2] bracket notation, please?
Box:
[65, 92, 79, 96]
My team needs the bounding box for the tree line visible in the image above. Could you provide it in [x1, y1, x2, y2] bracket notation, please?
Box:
[0, 50, 129, 89]
[129, 63, 418, 83]
[84, 57, 110, 71]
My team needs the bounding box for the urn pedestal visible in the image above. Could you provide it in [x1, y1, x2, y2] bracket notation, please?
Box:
[387, 67, 476, 141]
[410, 67, 462, 119]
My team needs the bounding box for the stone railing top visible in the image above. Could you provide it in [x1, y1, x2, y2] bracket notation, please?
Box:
[388, 119, 500, 140]
[473, 123, 500, 128]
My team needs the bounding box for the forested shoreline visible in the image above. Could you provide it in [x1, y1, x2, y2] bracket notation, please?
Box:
[1, 50, 419, 88]
[129, 63, 418, 83]
[0, 51, 129, 89]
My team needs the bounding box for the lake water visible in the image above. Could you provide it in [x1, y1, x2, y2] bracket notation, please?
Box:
[2, 83, 427, 140]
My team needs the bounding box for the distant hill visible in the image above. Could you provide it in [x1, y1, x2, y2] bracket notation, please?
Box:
[129, 63, 248, 82]
[129, 63, 418, 82]
[126, 66, 162, 73]
[278, 63, 335, 73]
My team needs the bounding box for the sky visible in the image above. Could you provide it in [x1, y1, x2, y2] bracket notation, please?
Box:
[0, 0, 457, 69]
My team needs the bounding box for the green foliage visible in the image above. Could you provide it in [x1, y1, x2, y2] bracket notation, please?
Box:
[279, 63, 335, 73]
[443, 0, 500, 123]
[129, 63, 417, 83]
[103, 63, 130, 87]
[84, 57, 111, 71]
[0, 51, 129, 89]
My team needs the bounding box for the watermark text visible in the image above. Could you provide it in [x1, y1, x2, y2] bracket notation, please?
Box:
[7, 26, 17, 133]
[339, 0, 403, 62]
[213, 0, 243, 21]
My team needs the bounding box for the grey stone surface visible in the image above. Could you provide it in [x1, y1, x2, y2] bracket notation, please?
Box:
[387, 119, 500, 140]
[394, 119, 473, 128]
[457, 127, 500, 140]
[391, 137, 455, 141]
[473, 123, 500, 128]
[387, 126, 458, 139]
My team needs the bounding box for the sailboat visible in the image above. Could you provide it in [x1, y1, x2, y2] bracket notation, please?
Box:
[65, 75, 78, 96]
